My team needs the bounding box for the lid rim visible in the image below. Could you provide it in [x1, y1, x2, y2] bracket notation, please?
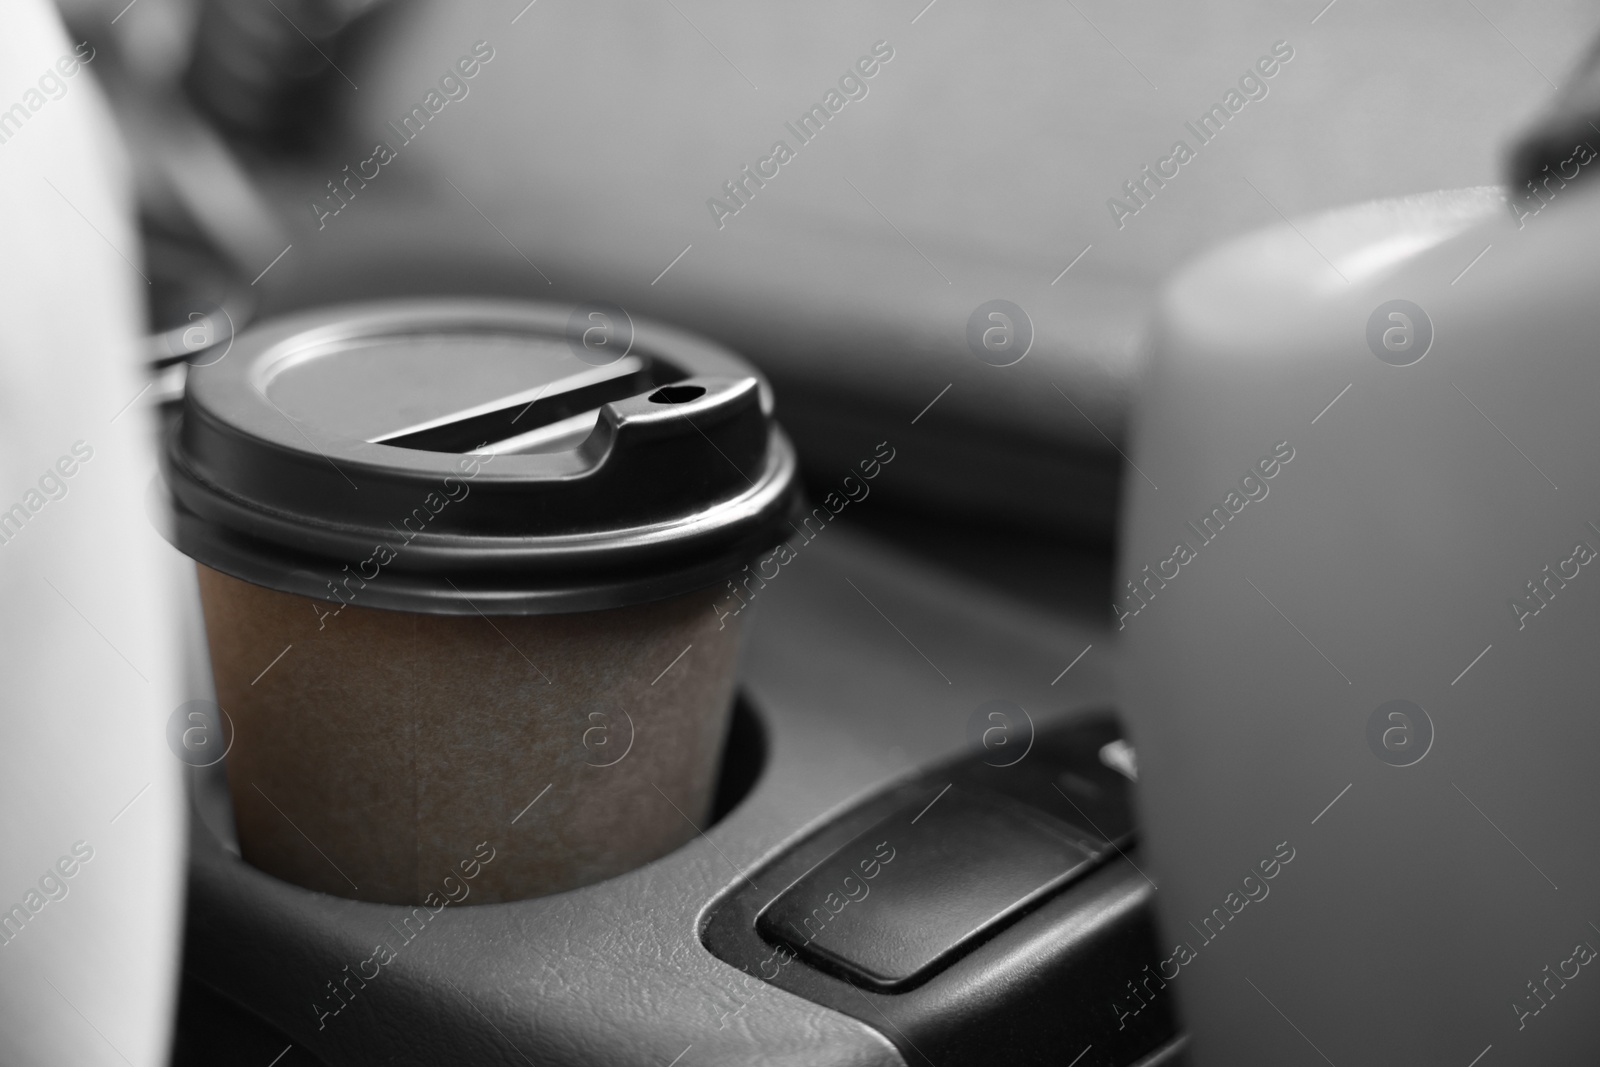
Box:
[164, 430, 799, 569]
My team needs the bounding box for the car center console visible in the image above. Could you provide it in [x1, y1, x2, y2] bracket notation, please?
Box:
[177, 525, 1186, 1067]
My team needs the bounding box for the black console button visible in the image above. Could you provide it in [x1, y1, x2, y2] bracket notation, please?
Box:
[756, 785, 1096, 989]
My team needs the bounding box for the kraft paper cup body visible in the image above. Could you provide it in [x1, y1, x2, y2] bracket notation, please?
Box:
[199, 565, 743, 905]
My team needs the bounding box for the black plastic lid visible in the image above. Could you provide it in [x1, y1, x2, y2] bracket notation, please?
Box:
[163, 299, 799, 614]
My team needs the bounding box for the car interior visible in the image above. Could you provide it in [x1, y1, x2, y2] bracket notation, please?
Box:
[21, 0, 1600, 1064]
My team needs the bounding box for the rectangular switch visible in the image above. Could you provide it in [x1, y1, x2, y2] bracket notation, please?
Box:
[756, 785, 1097, 989]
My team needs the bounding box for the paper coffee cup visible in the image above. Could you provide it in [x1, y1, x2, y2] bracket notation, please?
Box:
[163, 299, 799, 904]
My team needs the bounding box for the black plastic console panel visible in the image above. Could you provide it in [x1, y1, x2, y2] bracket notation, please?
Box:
[702, 716, 1179, 1067]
